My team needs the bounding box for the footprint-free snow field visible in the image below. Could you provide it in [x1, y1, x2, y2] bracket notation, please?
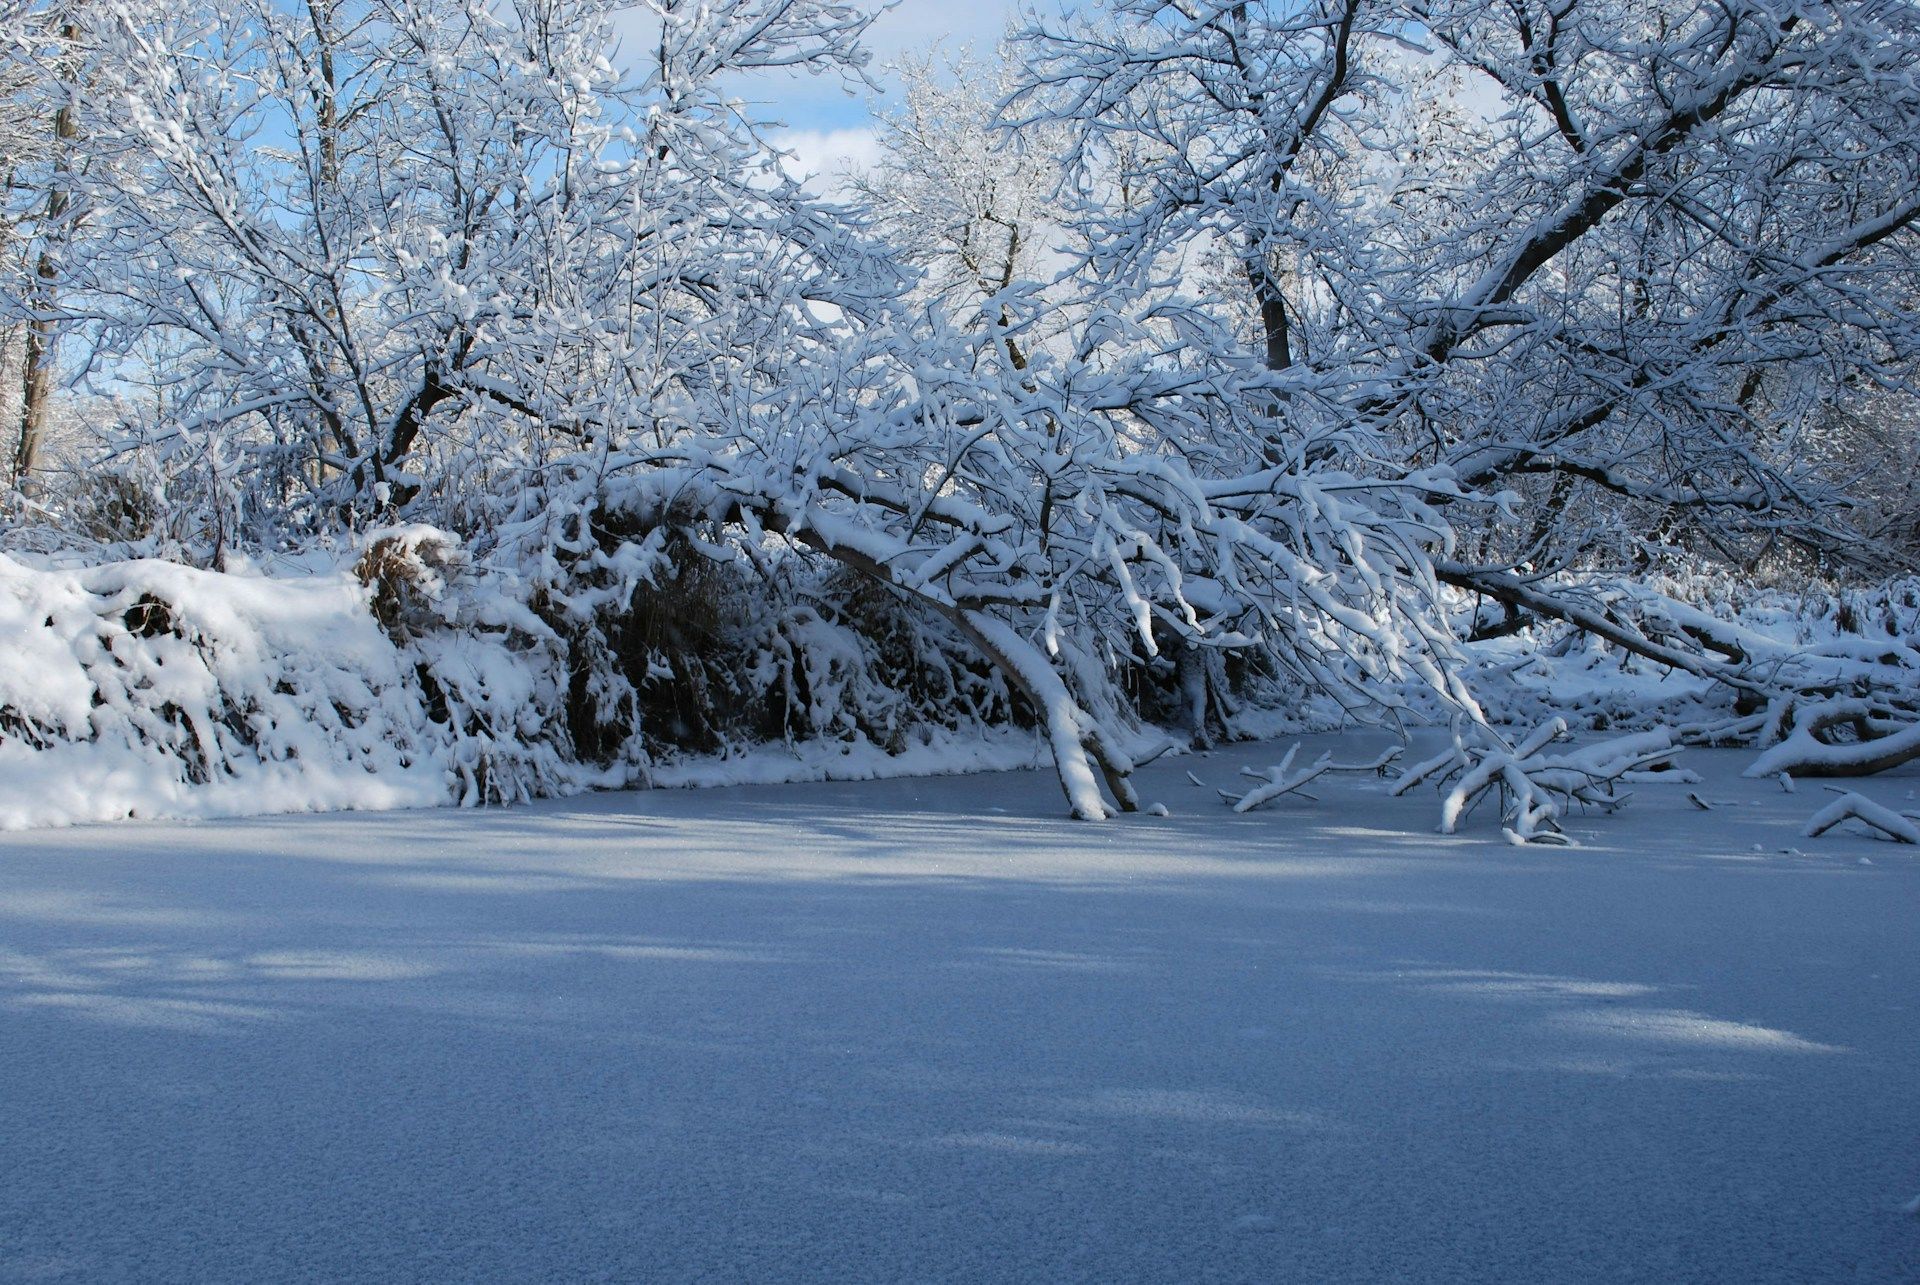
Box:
[1, 737, 1916, 1283]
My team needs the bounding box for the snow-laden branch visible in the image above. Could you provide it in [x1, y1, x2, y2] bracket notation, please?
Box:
[1393, 719, 1688, 843]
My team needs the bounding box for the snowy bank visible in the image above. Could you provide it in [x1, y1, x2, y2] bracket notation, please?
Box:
[0, 545, 1080, 830]
[0, 552, 456, 828]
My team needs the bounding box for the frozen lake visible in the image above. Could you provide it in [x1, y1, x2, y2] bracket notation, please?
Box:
[1, 736, 1916, 1282]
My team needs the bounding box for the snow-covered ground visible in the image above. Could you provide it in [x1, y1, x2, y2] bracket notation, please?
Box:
[1, 735, 1915, 1283]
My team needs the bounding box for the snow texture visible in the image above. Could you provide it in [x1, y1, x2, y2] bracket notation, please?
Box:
[1, 736, 1915, 1282]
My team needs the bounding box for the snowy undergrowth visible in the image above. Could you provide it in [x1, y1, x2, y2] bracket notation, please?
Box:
[0, 533, 1105, 830]
[5, 537, 1914, 833]
[0, 538, 600, 829]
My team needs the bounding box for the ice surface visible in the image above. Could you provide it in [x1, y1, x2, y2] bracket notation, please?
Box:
[0, 736, 1915, 1282]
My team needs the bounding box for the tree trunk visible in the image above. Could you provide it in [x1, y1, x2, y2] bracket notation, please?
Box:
[12, 22, 79, 488]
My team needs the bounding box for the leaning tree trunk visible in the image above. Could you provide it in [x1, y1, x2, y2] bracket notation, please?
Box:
[723, 487, 1145, 821]
[954, 610, 1138, 821]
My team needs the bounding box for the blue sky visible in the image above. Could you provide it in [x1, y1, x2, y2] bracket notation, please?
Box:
[776, 0, 1030, 130]
[761, 0, 1034, 186]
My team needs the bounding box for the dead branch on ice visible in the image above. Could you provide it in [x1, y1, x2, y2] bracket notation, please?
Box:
[1220, 744, 1403, 813]
[1393, 720, 1686, 843]
[1803, 791, 1919, 844]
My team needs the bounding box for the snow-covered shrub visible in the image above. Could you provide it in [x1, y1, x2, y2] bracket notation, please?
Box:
[469, 469, 1033, 772]
[54, 469, 168, 550]
[0, 529, 611, 825]
[356, 527, 467, 642]
[819, 568, 1019, 748]
[1451, 571, 1920, 784]
[356, 528, 590, 806]
[0, 521, 1067, 828]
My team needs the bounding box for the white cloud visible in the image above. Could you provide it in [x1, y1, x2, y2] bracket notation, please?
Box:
[771, 126, 885, 195]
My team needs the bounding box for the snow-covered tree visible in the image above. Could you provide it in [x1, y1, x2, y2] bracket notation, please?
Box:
[1002, 0, 1920, 788]
[36, 0, 885, 537]
[853, 48, 1076, 349]
[7, 0, 1920, 821]
[1012, 0, 1920, 566]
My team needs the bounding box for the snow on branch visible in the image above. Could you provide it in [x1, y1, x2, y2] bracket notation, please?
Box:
[1803, 792, 1920, 845]
[1220, 743, 1402, 813]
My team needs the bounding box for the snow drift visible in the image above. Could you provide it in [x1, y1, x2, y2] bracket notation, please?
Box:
[0, 536, 582, 828]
